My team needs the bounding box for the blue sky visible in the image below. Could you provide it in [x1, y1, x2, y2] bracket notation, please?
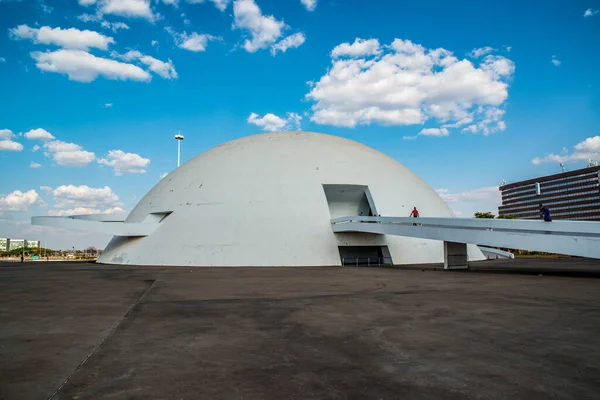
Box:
[1, 0, 599, 249]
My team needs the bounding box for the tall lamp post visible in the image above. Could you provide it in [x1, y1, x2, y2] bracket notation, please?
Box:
[175, 131, 184, 167]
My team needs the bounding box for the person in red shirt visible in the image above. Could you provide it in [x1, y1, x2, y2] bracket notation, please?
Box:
[410, 207, 419, 226]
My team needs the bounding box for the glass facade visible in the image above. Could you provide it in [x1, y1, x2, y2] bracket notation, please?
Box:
[499, 166, 600, 221]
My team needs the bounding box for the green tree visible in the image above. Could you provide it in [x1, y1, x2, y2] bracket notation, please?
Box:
[474, 211, 495, 219]
[497, 214, 518, 219]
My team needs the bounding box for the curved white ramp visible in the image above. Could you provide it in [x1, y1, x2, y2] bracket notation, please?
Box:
[331, 216, 600, 261]
[32, 214, 158, 237]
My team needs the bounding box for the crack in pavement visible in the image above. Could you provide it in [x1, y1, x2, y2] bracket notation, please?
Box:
[45, 278, 159, 400]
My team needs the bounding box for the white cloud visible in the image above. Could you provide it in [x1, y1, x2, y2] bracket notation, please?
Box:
[100, 0, 157, 20]
[104, 207, 126, 214]
[30, 162, 42, 168]
[0, 190, 43, 211]
[44, 141, 83, 153]
[174, 32, 219, 52]
[436, 186, 501, 217]
[104, 103, 113, 108]
[247, 112, 301, 132]
[331, 38, 381, 58]
[460, 106, 506, 136]
[31, 49, 151, 83]
[419, 127, 449, 137]
[575, 136, 600, 152]
[140, 55, 176, 79]
[78, 0, 157, 20]
[113, 50, 177, 79]
[187, 0, 230, 11]
[437, 186, 499, 203]
[78, 12, 102, 22]
[160, 172, 168, 178]
[9, 25, 114, 51]
[0, 129, 14, 139]
[0, 140, 24, 152]
[306, 38, 514, 132]
[43, 140, 96, 167]
[300, 0, 316, 11]
[230, 1, 304, 55]
[44, 185, 123, 211]
[468, 46, 495, 58]
[98, 150, 150, 175]
[532, 136, 600, 165]
[48, 206, 125, 216]
[32, 144, 41, 152]
[115, 50, 141, 61]
[39, 2, 53, 13]
[551, 55, 561, 67]
[233, 0, 285, 52]
[271, 32, 305, 55]
[100, 20, 130, 31]
[77, 13, 130, 31]
[584, 8, 599, 17]
[24, 128, 55, 141]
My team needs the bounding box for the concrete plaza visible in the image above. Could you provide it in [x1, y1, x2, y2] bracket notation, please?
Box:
[1, 258, 599, 399]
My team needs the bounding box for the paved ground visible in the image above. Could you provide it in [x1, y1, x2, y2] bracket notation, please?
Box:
[1, 259, 600, 400]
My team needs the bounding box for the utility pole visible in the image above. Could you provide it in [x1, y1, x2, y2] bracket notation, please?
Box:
[175, 131, 184, 167]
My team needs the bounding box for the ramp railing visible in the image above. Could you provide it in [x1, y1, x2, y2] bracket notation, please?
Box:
[331, 216, 600, 260]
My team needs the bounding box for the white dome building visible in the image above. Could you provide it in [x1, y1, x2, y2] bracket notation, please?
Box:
[99, 132, 484, 266]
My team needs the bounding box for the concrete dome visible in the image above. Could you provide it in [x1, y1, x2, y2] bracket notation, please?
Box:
[99, 132, 484, 266]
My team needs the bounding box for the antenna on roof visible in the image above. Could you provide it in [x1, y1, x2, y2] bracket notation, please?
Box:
[587, 159, 599, 168]
[559, 163, 565, 173]
[500, 178, 506, 186]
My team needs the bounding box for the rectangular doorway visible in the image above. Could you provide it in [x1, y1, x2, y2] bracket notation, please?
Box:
[323, 184, 378, 218]
[338, 246, 393, 266]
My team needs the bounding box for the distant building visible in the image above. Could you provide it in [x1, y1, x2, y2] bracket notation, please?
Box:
[0, 238, 40, 252]
[8, 239, 25, 251]
[499, 166, 600, 221]
[26, 240, 40, 249]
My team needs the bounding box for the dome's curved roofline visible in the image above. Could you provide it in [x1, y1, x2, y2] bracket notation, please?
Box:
[97, 131, 484, 266]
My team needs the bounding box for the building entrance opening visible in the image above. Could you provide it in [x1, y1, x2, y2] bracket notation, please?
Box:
[323, 184, 378, 218]
[338, 246, 392, 266]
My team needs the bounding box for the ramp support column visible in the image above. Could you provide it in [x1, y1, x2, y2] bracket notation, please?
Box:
[444, 241, 468, 270]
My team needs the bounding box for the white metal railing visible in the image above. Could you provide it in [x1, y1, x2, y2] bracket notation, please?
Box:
[331, 216, 600, 259]
[330, 216, 600, 237]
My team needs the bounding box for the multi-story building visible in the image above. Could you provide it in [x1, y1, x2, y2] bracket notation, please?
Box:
[499, 165, 600, 221]
[26, 240, 40, 249]
[0, 238, 41, 253]
[8, 239, 25, 251]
